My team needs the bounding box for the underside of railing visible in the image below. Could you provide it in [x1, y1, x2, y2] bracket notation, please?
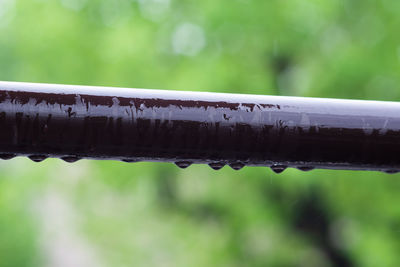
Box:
[0, 81, 399, 173]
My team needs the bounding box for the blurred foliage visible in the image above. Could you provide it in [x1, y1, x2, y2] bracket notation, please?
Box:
[1, 0, 400, 266]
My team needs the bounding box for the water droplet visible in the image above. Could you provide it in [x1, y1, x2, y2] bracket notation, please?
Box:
[175, 161, 192, 169]
[42, 124, 48, 133]
[61, 156, 81, 163]
[229, 162, 245, 170]
[209, 162, 225, 170]
[271, 164, 287, 174]
[28, 155, 48, 162]
[0, 153, 16, 160]
[385, 170, 399, 174]
[297, 166, 315, 172]
[121, 158, 140, 163]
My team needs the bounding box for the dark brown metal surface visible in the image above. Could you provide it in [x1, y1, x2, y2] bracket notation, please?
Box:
[0, 81, 399, 173]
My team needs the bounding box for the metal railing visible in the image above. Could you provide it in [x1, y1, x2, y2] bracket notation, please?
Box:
[0, 81, 399, 173]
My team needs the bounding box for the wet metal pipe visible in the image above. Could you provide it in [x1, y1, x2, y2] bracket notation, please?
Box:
[0, 81, 399, 173]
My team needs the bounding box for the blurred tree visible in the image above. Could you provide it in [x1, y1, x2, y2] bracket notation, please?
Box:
[1, 0, 400, 266]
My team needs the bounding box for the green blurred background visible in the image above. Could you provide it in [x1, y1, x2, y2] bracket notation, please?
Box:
[1, 0, 400, 266]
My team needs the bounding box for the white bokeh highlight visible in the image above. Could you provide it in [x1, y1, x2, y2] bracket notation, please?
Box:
[138, 0, 170, 21]
[172, 23, 206, 56]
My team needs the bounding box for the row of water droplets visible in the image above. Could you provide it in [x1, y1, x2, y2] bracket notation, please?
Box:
[1, 153, 398, 174]
[0, 153, 299, 173]
[175, 161, 315, 173]
[0, 153, 80, 163]
[174, 161, 246, 171]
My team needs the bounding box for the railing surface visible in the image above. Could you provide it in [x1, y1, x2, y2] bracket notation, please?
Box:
[0, 81, 399, 173]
